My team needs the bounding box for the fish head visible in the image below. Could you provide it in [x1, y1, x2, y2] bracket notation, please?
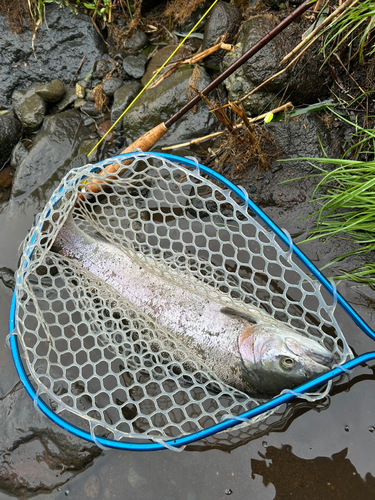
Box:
[238, 322, 335, 396]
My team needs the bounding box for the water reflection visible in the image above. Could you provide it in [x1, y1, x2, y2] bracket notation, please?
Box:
[186, 398, 330, 452]
[251, 444, 375, 500]
[188, 367, 375, 453]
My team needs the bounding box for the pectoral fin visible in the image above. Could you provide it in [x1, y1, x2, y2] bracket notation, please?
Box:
[220, 307, 257, 324]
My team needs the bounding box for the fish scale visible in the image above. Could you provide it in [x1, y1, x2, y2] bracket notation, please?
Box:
[56, 216, 253, 392]
[55, 214, 335, 396]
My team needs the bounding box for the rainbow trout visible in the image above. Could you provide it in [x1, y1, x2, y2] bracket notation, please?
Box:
[55, 217, 334, 396]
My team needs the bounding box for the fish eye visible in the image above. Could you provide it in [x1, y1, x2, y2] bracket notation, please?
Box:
[280, 357, 295, 370]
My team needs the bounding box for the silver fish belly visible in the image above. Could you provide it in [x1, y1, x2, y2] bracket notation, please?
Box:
[55, 217, 256, 394]
[55, 217, 334, 397]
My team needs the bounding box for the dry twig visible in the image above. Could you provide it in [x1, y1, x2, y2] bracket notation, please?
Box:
[162, 102, 293, 150]
[68, 55, 86, 88]
[148, 42, 233, 89]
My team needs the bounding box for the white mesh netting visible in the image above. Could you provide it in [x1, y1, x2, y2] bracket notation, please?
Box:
[13, 153, 352, 445]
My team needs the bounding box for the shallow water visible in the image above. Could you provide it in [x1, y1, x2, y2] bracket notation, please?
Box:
[1, 160, 375, 500]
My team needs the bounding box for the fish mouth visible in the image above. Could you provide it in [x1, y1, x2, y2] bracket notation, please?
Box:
[303, 347, 334, 368]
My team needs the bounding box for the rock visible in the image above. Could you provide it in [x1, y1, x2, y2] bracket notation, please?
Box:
[12, 87, 46, 133]
[0, 166, 13, 188]
[0, 4, 106, 107]
[10, 141, 29, 168]
[0, 267, 15, 290]
[111, 82, 143, 130]
[76, 81, 86, 99]
[122, 54, 148, 80]
[122, 66, 216, 147]
[102, 77, 124, 97]
[179, 0, 211, 32]
[141, 45, 191, 86]
[223, 16, 328, 115]
[0, 387, 100, 498]
[124, 29, 148, 51]
[266, 113, 333, 174]
[0, 112, 22, 168]
[201, 1, 242, 66]
[97, 119, 113, 139]
[56, 87, 77, 111]
[78, 138, 99, 163]
[81, 101, 101, 116]
[237, 113, 335, 213]
[86, 89, 95, 101]
[93, 59, 111, 79]
[10, 109, 87, 205]
[34, 79, 65, 103]
[91, 78, 102, 88]
[74, 98, 87, 108]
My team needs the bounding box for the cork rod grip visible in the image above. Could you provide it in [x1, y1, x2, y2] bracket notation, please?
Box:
[78, 122, 167, 199]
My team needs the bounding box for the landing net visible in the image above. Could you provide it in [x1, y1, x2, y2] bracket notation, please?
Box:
[10, 152, 352, 449]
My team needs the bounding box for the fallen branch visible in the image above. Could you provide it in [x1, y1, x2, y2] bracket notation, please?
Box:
[190, 85, 235, 132]
[68, 55, 86, 88]
[148, 42, 233, 89]
[161, 102, 293, 150]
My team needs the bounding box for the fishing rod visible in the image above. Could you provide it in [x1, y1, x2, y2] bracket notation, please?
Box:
[81, 0, 317, 196]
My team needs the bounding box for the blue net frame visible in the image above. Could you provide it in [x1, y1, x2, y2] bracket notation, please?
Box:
[8, 152, 375, 451]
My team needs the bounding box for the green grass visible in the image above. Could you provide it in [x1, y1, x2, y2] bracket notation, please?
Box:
[292, 111, 375, 288]
[322, 0, 375, 63]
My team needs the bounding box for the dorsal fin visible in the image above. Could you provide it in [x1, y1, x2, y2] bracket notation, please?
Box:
[220, 307, 257, 324]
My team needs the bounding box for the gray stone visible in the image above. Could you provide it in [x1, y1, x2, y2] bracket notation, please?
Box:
[10, 141, 29, 169]
[223, 16, 328, 115]
[111, 82, 143, 130]
[74, 98, 87, 108]
[11, 109, 87, 203]
[124, 29, 149, 50]
[122, 66, 216, 147]
[86, 89, 95, 101]
[0, 386, 100, 497]
[266, 113, 333, 174]
[179, 0, 211, 32]
[81, 101, 101, 116]
[141, 45, 191, 86]
[102, 77, 124, 97]
[235, 113, 335, 214]
[34, 79, 66, 103]
[201, 1, 242, 66]
[56, 87, 77, 111]
[93, 59, 110, 79]
[0, 267, 15, 290]
[122, 54, 148, 80]
[0, 112, 22, 168]
[0, 4, 106, 107]
[12, 87, 46, 133]
[78, 138, 99, 163]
